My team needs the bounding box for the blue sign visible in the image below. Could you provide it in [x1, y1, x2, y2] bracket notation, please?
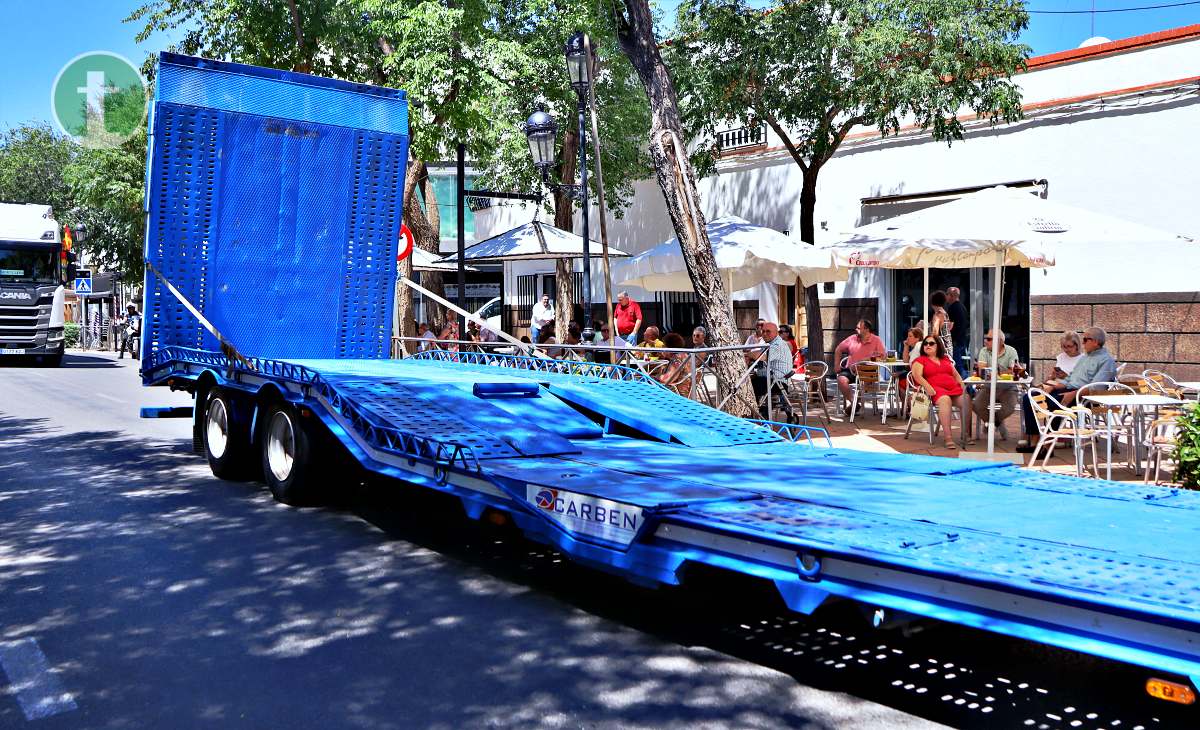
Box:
[74, 278, 92, 294]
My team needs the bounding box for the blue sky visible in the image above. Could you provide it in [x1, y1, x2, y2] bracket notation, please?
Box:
[2, 0, 1198, 132]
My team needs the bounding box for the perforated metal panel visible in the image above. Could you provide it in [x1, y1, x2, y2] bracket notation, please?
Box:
[144, 104, 222, 356]
[143, 54, 409, 374]
[339, 132, 406, 358]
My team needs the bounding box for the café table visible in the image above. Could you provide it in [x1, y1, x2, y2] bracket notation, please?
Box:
[962, 376, 1033, 442]
[1080, 393, 1184, 476]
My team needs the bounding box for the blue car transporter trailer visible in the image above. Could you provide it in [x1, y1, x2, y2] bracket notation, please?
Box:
[141, 53, 1200, 709]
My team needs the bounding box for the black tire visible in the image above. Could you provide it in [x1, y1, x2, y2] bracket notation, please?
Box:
[203, 387, 260, 481]
[260, 402, 320, 505]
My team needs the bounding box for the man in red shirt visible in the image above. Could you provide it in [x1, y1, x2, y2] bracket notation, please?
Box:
[614, 291, 643, 344]
[833, 318, 886, 409]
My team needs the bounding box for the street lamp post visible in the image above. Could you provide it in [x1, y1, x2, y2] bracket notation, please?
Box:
[564, 31, 594, 341]
[522, 31, 597, 341]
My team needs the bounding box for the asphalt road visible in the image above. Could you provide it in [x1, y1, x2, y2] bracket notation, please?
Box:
[0, 352, 1190, 729]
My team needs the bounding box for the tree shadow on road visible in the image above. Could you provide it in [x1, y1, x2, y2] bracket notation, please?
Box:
[0, 413, 1181, 730]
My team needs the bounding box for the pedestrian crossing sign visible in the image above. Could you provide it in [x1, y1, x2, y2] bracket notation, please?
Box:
[74, 277, 92, 294]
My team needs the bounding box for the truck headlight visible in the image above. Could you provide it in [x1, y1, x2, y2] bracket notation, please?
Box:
[47, 328, 64, 342]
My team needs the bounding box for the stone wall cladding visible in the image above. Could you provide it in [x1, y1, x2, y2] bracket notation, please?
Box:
[1030, 291, 1200, 382]
[820, 298, 880, 355]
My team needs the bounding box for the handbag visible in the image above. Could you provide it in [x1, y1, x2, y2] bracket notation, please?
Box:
[910, 389, 931, 422]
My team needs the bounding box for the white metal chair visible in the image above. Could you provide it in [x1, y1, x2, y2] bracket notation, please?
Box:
[903, 372, 965, 446]
[794, 360, 831, 425]
[1027, 387, 1100, 477]
[1144, 416, 1182, 484]
[849, 361, 899, 424]
[1143, 369, 1192, 401]
[1077, 381, 1137, 479]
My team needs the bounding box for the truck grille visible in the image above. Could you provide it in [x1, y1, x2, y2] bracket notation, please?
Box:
[0, 303, 39, 342]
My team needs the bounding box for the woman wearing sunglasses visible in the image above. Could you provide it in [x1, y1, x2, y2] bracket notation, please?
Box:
[911, 335, 968, 449]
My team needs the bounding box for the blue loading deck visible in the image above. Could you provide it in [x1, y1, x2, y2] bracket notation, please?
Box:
[143, 348, 1200, 683]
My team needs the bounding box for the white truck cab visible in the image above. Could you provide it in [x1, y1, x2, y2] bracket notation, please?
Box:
[0, 203, 66, 365]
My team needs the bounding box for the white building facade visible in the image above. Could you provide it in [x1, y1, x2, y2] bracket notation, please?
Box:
[478, 25, 1200, 378]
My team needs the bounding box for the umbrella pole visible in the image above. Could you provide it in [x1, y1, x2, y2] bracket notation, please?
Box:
[922, 267, 929, 335]
[987, 251, 1003, 455]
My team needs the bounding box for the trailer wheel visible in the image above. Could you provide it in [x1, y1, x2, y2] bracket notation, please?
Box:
[260, 403, 317, 505]
[204, 388, 259, 481]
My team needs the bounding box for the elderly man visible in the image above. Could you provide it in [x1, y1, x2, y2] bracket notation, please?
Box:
[750, 321, 795, 420]
[833, 319, 886, 411]
[970, 329, 1020, 441]
[615, 291, 643, 345]
[634, 325, 665, 359]
[1017, 326, 1118, 450]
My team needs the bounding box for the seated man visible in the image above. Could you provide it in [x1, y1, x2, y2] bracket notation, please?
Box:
[750, 322, 795, 421]
[833, 319, 886, 411]
[634, 326, 665, 359]
[970, 329, 1019, 440]
[1017, 326, 1118, 450]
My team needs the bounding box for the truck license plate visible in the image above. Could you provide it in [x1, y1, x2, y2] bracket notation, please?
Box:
[1, 348, 26, 355]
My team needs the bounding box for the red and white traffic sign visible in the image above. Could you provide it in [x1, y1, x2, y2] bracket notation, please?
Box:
[397, 223, 414, 262]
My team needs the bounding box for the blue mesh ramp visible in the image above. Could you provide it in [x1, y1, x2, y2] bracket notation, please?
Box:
[323, 377, 581, 460]
[143, 53, 409, 371]
[399, 356, 783, 448]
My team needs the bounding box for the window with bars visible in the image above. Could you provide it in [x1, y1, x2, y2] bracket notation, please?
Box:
[717, 124, 767, 152]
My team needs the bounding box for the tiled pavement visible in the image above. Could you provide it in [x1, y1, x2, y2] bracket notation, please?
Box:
[806, 406, 1179, 485]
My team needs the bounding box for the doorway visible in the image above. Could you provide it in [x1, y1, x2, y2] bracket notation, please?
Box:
[892, 266, 1029, 365]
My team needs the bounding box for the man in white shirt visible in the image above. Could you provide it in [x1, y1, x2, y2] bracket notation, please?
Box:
[530, 294, 554, 345]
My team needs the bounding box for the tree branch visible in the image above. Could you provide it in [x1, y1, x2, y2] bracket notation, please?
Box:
[760, 109, 807, 173]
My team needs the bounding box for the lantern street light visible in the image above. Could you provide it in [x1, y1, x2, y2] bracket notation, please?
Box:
[522, 31, 598, 341]
[524, 109, 557, 176]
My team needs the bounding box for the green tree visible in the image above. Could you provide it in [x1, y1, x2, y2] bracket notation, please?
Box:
[610, 0, 758, 415]
[130, 0, 569, 342]
[64, 128, 148, 278]
[0, 124, 79, 214]
[480, 1, 651, 340]
[668, 0, 1030, 359]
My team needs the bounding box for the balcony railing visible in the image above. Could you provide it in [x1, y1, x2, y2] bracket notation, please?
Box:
[716, 124, 767, 152]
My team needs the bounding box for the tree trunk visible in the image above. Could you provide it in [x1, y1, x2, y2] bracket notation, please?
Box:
[394, 255, 414, 356]
[799, 167, 825, 364]
[616, 0, 756, 416]
[403, 159, 447, 330]
[552, 128, 580, 342]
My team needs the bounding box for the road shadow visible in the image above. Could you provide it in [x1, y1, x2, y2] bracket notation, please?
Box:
[0, 412, 1186, 729]
[0, 415, 844, 730]
[0, 353, 122, 369]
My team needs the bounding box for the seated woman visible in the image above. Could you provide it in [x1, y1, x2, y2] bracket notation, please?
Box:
[911, 335, 968, 449]
[656, 332, 694, 398]
[898, 327, 924, 399]
[901, 327, 924, 364]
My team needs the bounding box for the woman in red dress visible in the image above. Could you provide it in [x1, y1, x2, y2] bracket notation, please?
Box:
[911, 335, 968, 449]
